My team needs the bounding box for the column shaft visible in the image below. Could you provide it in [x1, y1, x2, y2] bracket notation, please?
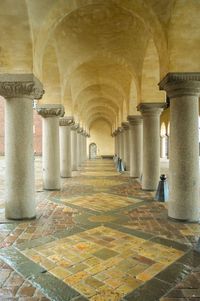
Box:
[128, 116, 143, 178]
[59, 117, 74, 178]
[160, 135, 167, 158]
[169, 95, 199, 220]
[122, 122, 130, 170]
[42, 117, 60, 189]
[0, 74, 44, 220]
[159, 72, 200, 221]
[138, 103, 165, 190]
[37, 104, 64, 190]
[71, 125, 78, 171]
[5, 98, 35, 219]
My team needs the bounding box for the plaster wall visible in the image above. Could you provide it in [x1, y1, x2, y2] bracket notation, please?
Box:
[87, 120, 114, 157]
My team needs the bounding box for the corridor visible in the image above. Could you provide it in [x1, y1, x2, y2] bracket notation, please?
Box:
[0, 158, 200, 301]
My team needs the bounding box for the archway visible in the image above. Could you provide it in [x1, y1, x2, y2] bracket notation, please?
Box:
[89, 143, 97, 159]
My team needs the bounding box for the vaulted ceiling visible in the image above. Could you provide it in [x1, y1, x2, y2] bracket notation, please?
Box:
[0, 0, 199, 133]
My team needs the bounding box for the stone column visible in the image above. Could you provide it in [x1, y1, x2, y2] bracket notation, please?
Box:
[37, 104, 64, 190]
[117, 127, 123, 159]
[84, 132, 88, 161]
[138, 103, 166, 190]
[83, 131, 87, 162]
[59, 116, 74, 178]
[160, 135, 167, 158]
[77, 127, 83, 166]
[114, 130, 119, 157]
[0, 74, 44, 219]
[122, 122, 130, 171]
[113, 131, 117, 155]
[71, 123, 79, 171]
[159, 73, 200, 221]
[128, 115, 143, 178]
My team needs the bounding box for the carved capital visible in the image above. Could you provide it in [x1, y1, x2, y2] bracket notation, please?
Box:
[127, 115, 143, 125]
[116, 127, 123, 134]
[71, 123, 79, 131]
[77, 127, 83, 134]
[36, 104, 65, 118]
[159, 72, 200, 98]
[121, 122, 129, 130]
[59, 116, 74, 126]
[0, 74, 44, 99]
[137, 103, 166, 116]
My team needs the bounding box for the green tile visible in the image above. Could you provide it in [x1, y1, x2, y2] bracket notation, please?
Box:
[125, 278, 172, 301]
[93, 248, 119, 260]
[31, 272, 80, 301]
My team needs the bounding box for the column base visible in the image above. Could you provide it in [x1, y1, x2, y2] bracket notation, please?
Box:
[168, 215, 200, 223]
[142, 188, 156, 192]
[6, 215, 36, 221]
[43, 188, 61, 191]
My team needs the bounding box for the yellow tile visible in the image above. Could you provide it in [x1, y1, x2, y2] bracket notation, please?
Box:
[64, 271, 89, 285]
[50, 267, 71, 279]
[72, 282, 96, 297]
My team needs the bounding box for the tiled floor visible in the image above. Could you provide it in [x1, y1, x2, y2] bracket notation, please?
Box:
[0, 157, 199, 301]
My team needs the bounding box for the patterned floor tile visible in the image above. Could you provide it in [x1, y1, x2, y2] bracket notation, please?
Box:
[124, 202, 200, 246]
[21, 226, 184, 299]
[0, 157, 200, 301]
[63, 193, 140, 212]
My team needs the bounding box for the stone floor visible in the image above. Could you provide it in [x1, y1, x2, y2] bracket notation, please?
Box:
[0, 157, 200, 301]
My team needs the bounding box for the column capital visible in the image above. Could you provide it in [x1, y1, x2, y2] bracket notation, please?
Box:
[127, 115, 143, 125]
[121, 122, 129, 130]
[137, 103, 166, 116]
[59, 116, 74, 126]
[159, 72, 200, 98]
[86, 133, 90, 138]
[117, 127, 123, 133]
[77, 127, 83, 134]
[71, 123, 79, 131]
[82, 130, 87, 136]
[0, 74, 44, 99]
[36, 104, 65, 118]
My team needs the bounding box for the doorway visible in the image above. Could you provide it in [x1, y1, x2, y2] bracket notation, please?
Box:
[89, 143, 97, 159]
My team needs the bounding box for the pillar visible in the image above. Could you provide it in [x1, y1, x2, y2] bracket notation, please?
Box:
[71, 124, 79, 171]
[117, 127, 123, 159]
[128, 115, 143, 178]
[122, 122, 130, 170]
[112, 131, 117, 155]
[114, 130, 119, 157]
[77, 127, 83, 166]
[138, 103, 166, 190]
[37, 104, 64, 190]
[0, 74, 44, 219]
[160, 135, 167, 158]
[159, 72, 200, 221]
[59, 116, 74, 178]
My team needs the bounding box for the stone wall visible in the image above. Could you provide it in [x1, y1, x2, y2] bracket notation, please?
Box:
[87, 120, 114, 157]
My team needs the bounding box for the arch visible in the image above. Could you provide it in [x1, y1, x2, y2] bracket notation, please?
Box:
[161, 122, 167, 136]
[129, 79, 139, 114]
[33, 0, 168, 79]
[39, 41, 61, 104]
[0, 0, 33, 73]
[168, 0, 200, 72]
[141, 38, 165, 103]
[167, 122, 170, 136]
[79, 97, 119, 117]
